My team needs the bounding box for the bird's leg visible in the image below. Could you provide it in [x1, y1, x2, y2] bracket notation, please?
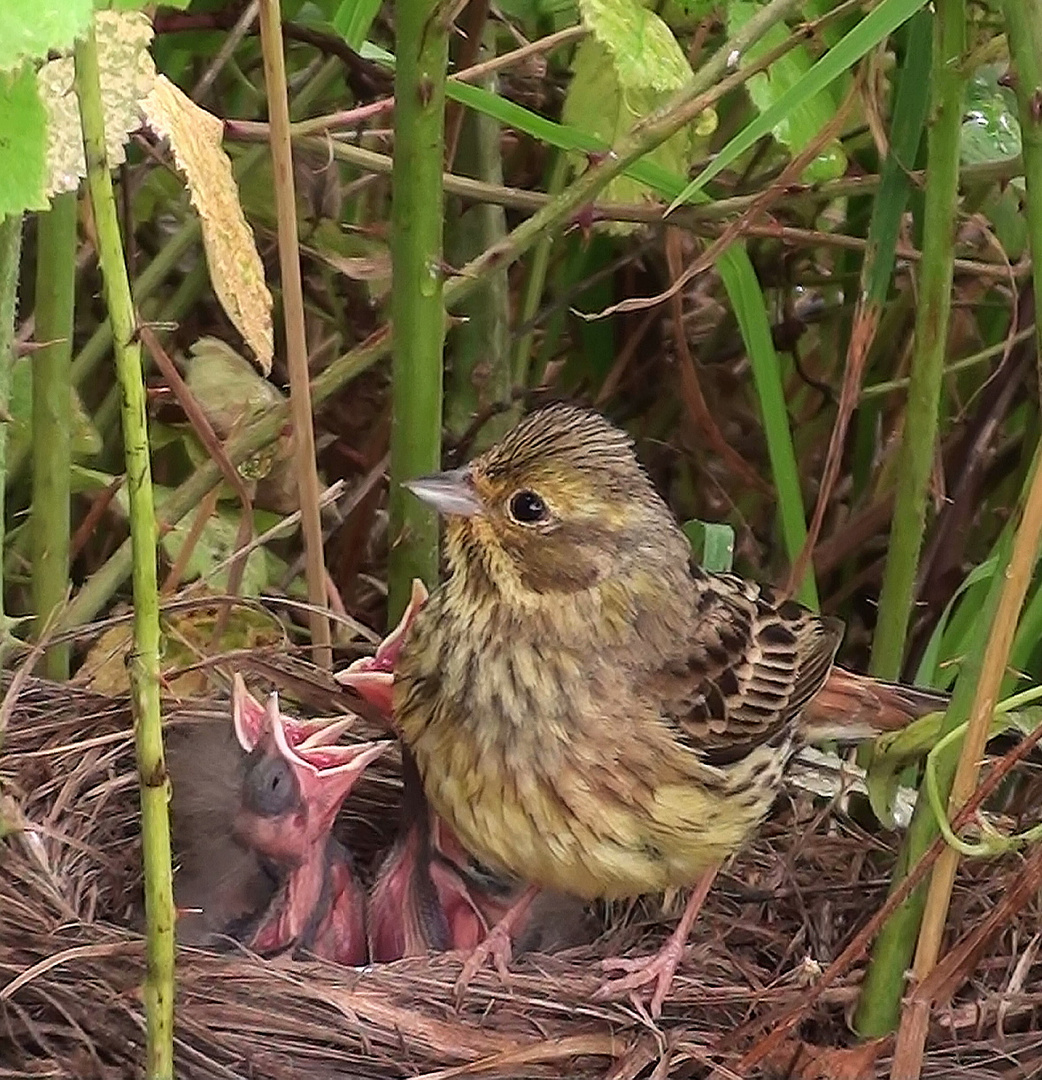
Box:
[453, 882, 540, 1001]
[594, 865, 718, 1018]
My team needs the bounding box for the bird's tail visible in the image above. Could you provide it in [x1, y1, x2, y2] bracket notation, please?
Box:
[801, 666, 949, 744]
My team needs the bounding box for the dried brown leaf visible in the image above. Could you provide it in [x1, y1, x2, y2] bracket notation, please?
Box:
[143, 76, 273, 373]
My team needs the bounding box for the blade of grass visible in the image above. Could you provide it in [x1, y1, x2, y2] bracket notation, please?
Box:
[334, 0, 383, 50]
[856, 1, 969, 1033]
[387, 0, 450, 621]
[869, 1, 966, 682]
[719, 244, 818, 608]
[74, 20, 174, 1078]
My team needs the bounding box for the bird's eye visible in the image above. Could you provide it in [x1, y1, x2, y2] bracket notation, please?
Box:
[508, 489, 548, 525]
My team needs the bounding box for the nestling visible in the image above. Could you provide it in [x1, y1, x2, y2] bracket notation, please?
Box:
[229, 676, 389, 964]
[394, 403, 947, 1015]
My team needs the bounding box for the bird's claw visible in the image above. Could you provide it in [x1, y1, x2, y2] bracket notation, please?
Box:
[593, 941, 686, 1019]
[453, 921, 514, 1003]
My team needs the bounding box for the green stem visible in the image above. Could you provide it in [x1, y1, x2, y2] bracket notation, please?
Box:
[514, 152, 567, 387]
[870, 1, 966, 683]
[444, 29, 514, 450]
[388, 0, 450, 620]
[31, 193, 76, 680]
[858, 2, 967, 1034]
[74, 23, 174, 1079]
[0, 214, 22, 643]
[70, 217, 201, 386]
[94, 263, 210, 448]
[2, 215, 203, 489]
[1005, 1, 1042, 343]
[59, 0, 804, 630]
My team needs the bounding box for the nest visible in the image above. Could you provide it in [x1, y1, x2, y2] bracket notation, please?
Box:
[2, 675, 1042, 1079]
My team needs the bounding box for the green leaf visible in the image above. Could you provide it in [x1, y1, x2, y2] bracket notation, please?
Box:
[561, 37, 695, 221]
[0, 64, 48, 214]
[580, 0, 692, 90]
[914, 556, 998, 687]
[561, 0, 715, 220]
[961, 63, 1021, 166]
[859, 9, 932, 305]
[683, 519, 735, 572]
[113, 483, 286, 595]
[726, 0, 847, 184]
[669, 0, 930, 210]
[333, 0, 383, 50]
[0, 0, 92, 72]
[864, 710, 942, 828]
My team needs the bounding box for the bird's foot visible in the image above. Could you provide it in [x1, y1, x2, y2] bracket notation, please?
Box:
[452, 882, 540, 1004]
[454, 919, 515, 1002]
[593, 867, 718, 1019]
[594, 938, 685, 1019]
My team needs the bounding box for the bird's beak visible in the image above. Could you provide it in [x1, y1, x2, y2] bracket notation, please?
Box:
[403, 467, 485, 518]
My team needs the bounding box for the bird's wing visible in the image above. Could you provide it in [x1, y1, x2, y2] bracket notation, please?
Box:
[651, 566, 844, 766]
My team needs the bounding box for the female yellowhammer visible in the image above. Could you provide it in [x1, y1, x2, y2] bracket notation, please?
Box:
[394, 403, 945, 1016]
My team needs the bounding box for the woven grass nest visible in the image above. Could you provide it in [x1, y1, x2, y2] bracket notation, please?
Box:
[2, 672, 1042, 1079]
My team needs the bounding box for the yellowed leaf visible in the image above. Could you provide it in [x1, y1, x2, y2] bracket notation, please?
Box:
[37, 10, 155, 198]
[77, 601, 283, 697]
[142, 76, 274, 373]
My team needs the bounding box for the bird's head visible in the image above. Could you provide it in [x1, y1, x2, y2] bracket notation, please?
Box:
[404, 404, 688, 601]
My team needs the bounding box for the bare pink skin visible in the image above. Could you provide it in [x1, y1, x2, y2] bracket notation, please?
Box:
[335, 578, 428, 725]
[231, 676, 390, 965]
[368, 751, 495, 961]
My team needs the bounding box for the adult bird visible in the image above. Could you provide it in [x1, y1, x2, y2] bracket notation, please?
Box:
[394, 403, 947, 1016]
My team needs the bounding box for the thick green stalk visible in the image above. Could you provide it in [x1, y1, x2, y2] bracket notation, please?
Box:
[1005, 2, 1042, 342]
[59, 0, 804, 630]
[74, 24, 174, 1079]
[870, 1, 966, 682]
[857, 6, 967, 1033]
[388, 0, 449, 620]
[0, 214, 22, 644]
[31, 193, 76, 679]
